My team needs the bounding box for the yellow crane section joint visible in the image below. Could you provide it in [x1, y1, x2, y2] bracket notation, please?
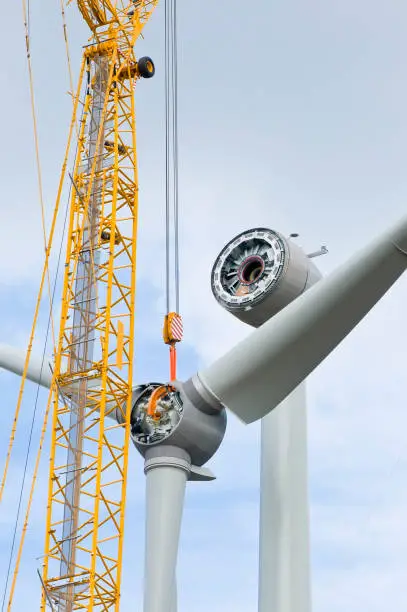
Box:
[84, 40, 116, 59]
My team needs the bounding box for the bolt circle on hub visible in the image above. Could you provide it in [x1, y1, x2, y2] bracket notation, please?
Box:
[211, 228, 287, 310]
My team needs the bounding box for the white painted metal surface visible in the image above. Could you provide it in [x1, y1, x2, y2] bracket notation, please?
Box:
[197, 213, 407, 423]
[171, 579, 177, 612]
[144, 456, 189, 612]
[0, 343, 52, 387]
[259, 383, 311, 612]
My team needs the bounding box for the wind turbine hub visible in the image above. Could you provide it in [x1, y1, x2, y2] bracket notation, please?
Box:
[212, 228, 286, 308]
[130, 382, 227, 466]
[211, 227, 321, 326]
[131, 383, 183, 445]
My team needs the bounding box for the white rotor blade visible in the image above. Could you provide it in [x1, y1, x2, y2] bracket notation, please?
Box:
[194, 214, 407, 423]
[171, 579, 177, 612]
[259, 383, 311, 612]
[143, 453, 189, 612]
[0, 343, 52, 388]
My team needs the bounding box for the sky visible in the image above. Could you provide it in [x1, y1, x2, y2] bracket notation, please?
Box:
[1, 0, 407, 610]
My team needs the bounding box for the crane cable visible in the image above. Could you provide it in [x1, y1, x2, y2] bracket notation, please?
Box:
[22, 0, 56, 350]
[171, 0, 180, 313]
[60, 0, 75, 98]
[0, 4, 87, 601]
[0, 0, 61, 506]
[164, 0, 179, 313]
[1, 194, 71, 611]
[0, 0, 79, 507]
[163, 0, 182, 382]
[1, 3, 85, 600]
[3, 53, 90, 605]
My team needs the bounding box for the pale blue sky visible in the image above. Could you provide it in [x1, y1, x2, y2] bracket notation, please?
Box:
[1, 0, 407, 610]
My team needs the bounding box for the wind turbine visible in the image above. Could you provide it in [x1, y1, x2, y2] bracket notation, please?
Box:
[1, 212, 407, 612]
[210, 226, 323, 612]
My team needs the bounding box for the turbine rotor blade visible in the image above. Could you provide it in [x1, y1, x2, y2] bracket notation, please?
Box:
[143, 449, 189, 612]
[0, 343, 52, 388]
[191, 214, 407, 423]
[171, 579, 177, 612]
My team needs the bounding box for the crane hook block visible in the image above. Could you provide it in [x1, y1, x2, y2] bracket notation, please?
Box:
[163, 312, 183, 345]
[137, 56, 155, 79]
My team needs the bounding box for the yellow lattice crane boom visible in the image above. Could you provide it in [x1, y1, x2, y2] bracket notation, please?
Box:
[40, 2, 158, 609]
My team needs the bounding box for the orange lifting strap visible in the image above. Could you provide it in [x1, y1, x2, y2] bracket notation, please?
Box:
[147, 384, 176, 420]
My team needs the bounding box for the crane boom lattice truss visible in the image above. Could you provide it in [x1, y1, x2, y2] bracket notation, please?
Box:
[40, 2, 158, 610]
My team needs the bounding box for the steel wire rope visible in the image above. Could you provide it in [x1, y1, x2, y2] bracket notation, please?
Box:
[2, 191, 72, 612]
[171, 0, 180, 314]
[164, 0, 180, 314]
[1, 44, 88, 603]
[162, 0, 181, 381]
[0, 184, 72, 612]
[0, 0, 78, 507]
[164, 0, 171, 314]
[22, 0, 57, 349]
[164, 0, 180, 313]
[27, 0, 30, 38]
[60, 0, 75, 94]
[2, 85, 89, 608]
[60, 0, 80, 144]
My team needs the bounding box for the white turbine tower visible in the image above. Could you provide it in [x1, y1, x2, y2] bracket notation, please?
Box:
[210, 227, 322, 612]
[1, 213, 407, 612]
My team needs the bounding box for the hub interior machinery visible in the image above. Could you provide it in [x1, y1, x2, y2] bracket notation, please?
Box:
[130, 381, 227, 468]
[131, 383, 183, 446]
[211, 228, 287, 311]
[211, 227, 321, 327]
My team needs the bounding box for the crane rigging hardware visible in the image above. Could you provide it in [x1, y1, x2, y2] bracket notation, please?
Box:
[163, 0, 183, 382]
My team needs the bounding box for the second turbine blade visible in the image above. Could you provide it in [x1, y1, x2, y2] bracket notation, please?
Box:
[191, 213, 407, 423]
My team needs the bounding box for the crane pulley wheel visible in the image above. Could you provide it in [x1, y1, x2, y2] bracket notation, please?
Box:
[137, 56, 155, 78]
